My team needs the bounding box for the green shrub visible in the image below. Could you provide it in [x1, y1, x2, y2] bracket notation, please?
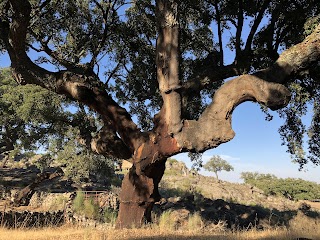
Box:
[241, 172, 320, 201]
[73, 191, 85, 213]
[83, 198, 99, 219]
[103, 208, 118, 225]
[73, 191, 99, 219]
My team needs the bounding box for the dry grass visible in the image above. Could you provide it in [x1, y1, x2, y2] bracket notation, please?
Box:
[0, 226, 319, 240]
[1, 201, 319, 240]
[1, 214, 320, 240]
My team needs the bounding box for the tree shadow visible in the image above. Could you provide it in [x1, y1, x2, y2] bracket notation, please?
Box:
[155, 188, 320, 230]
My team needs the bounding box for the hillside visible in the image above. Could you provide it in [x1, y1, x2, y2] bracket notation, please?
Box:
[162, 159, 320, 209]
[0, 158, 319, 231]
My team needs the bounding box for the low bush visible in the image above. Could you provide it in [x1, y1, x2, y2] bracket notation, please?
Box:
[102, 208, 118, 225]
[73, 192, 99, 220]
[187, 212, 204, 231]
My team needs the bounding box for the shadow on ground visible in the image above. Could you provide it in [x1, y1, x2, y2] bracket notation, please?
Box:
[155, 189, 320, 230]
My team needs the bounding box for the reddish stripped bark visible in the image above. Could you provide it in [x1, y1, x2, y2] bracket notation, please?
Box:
[116, 112, 181, 228]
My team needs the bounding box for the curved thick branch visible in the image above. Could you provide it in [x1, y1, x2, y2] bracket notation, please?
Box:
[175, 24, 320, 152]
[90, 125, 132, 159]
[176, 75, 291, 152]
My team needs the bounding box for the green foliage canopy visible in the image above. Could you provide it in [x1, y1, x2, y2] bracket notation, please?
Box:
[0, 68, 117, 184]
[49, 127, 116, 184]
[0, 68, 69, 154]
[241, 172, 320, 200]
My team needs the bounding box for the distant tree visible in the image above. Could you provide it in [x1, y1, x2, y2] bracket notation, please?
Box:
[241, 172, 277, 183]
[48, 127, 117, 185]
[203, 156, 234, 180]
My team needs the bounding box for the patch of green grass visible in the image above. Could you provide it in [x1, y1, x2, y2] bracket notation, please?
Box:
[159, 210, 176, 231]
[103, 208, 118, 225]
[187, 212, 204, 231]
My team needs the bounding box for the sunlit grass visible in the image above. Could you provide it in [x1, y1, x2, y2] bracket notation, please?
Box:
[0, 225, 318, 240]
[1, 195, 319, 240]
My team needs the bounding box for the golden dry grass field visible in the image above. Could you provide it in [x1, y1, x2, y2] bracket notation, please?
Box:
[1, 212, 320, 240]
[0, 226, 319, 240]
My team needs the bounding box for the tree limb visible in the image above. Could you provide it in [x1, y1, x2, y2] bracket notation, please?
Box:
[3, 0, 144, 155]
[175, 24, 320, 152]
[214, 2, 224, 65]
[181, 64, 240, 95]
[235, 0, 244, 62]
[244, 0, 271, 54]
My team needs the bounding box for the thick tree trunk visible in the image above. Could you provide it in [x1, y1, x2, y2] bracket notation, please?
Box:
[116, 159, 166, 228]
[116, 0, 183, 228]
[156, 0, 182, 135]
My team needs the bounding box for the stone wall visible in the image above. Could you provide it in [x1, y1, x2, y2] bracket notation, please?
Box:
[0, 210, 65, 228]
[0, 189, 120, 228]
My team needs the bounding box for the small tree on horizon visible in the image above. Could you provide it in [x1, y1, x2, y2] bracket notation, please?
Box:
[203, 156, 234, 180]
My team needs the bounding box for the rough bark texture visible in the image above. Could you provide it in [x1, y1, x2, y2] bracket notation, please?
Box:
[176, 75, 291, 152]
[156, 0, 183, 135]
[116, 118, 181, 228]
[116, 160, 166, 228]
[1, 0, 320, 229]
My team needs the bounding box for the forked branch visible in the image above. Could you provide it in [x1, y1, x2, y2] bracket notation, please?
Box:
[175, 24, 320, 153]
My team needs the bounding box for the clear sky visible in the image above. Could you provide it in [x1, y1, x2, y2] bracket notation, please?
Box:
[174, 102, 320, 184]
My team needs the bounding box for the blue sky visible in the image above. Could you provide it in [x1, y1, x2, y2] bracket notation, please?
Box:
[174, 102, 320, 183]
